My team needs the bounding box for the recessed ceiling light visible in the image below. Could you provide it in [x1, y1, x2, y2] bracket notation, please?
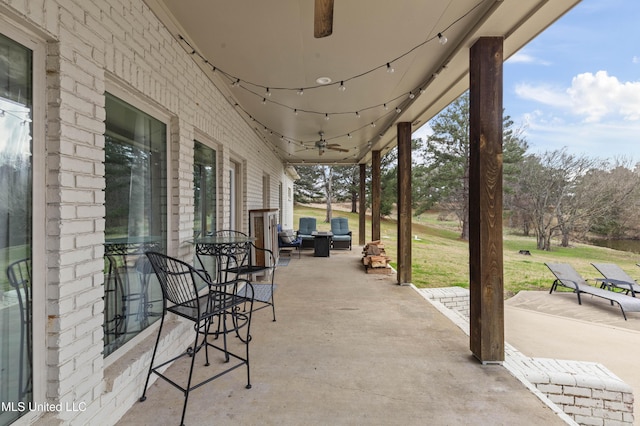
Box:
[316, 76, 332, 85]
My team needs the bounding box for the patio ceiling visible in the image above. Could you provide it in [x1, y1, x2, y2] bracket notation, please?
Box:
[145, 0, 581, 165]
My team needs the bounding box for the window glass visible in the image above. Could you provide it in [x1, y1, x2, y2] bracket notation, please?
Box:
[193, 141, 216, 238]
[0, 32, 33, 424]
[103, 93, 166, 356]
[193, 141, 216, 279]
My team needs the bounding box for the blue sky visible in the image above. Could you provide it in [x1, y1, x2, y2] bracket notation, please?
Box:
[417, 0, 640, 163]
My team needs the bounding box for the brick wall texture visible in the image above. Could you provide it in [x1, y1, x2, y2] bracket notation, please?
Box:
[0, 0, 292, 424]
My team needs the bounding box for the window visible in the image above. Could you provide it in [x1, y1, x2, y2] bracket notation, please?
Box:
[103, 93, 167, 356]
[0, 32, 34, 424]
[193, 141, 216, 238]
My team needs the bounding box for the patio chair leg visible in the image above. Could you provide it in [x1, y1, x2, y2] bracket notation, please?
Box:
[180, 328, 202, 426]
[139, 314, 166, 402]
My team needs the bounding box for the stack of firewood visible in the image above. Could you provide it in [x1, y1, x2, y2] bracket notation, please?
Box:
[362, 240, 392, 274]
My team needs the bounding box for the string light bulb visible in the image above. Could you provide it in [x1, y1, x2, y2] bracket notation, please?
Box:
[231, 78, 240, 87]
[409, 92, 415, 99]
[265, 88, 271, 97]
[386, 63, 395, 73]
[437, 33, 448, 45]
[297, 88, 304, 96]
[325, 113, 330, 121]
[339, 81, 346, 91]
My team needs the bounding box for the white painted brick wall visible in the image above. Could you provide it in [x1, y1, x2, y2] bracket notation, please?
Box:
[1, 0, 288, 424]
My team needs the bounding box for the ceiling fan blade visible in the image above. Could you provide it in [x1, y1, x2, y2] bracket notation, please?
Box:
[329, 147, 349, 153]
[314, 0, 334, 38]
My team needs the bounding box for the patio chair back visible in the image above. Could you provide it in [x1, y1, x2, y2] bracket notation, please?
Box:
[330, 217, 350, 235]
[6, 258, 32, 400]
[298, 217, 317, 235]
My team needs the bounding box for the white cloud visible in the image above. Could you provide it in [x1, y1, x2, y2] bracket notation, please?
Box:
[516, 71, 640, 122]
[519, 111, 640, 161]
[507, 51, 551, 66]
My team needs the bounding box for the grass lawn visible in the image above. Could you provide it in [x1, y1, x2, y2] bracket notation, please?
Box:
[293, 205, 640, 296]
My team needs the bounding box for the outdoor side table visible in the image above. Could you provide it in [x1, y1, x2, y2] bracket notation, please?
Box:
[312, 231, 333, 257]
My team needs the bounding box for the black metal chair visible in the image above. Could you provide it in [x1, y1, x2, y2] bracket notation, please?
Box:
[197, 230, 277, 321]
[103, 254, 128, 355]
[140, 252, 255, 426]
[6, 258, 33, 401]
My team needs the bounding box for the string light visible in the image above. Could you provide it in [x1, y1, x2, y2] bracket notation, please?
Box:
[175, 0, 485, 162]
[176, 0, 483, 94]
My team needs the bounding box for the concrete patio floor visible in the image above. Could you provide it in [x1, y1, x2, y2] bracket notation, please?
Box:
[118, 248, 565, 426]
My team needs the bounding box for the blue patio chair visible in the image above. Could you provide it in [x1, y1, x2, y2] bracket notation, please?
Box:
[330, 217, 352, 250]
[297, 217, 317, 249]
[277, 224, 302, 258]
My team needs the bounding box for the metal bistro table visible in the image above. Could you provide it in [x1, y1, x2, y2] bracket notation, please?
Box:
[312, 231, 333, 257]
[192, 234, 256, 282]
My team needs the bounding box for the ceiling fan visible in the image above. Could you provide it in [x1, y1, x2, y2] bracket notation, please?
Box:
[314, 0, 334, 38]
[315, 132, 348, 155]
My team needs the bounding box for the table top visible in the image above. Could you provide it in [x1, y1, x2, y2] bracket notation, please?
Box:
[312, 231, 333, 237]
[191, 235, 255, 245]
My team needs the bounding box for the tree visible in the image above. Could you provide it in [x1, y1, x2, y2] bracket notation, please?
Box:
[418, 92, 527, 240]
[293, 165, 324, 203]
[580, 159, 640, 238]
[332, 165, 360, 212]
[512, 149, 610, 250]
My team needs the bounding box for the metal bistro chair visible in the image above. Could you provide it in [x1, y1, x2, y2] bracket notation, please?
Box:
[103, 254, 128, 355]
[140, 252, 255, 426]
[197, 230, 277, 322]
[6, 258, 33, 401]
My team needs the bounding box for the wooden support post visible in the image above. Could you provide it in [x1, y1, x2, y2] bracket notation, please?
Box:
[397, 122, 412, 285]
[359, 163, 367, 246]
[371, 150, 381, 241]
[469, 37, 504, 363]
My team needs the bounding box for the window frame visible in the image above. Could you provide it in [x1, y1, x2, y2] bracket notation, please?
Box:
[0, 15, 46, 418]
[102, 80, 173, 365]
